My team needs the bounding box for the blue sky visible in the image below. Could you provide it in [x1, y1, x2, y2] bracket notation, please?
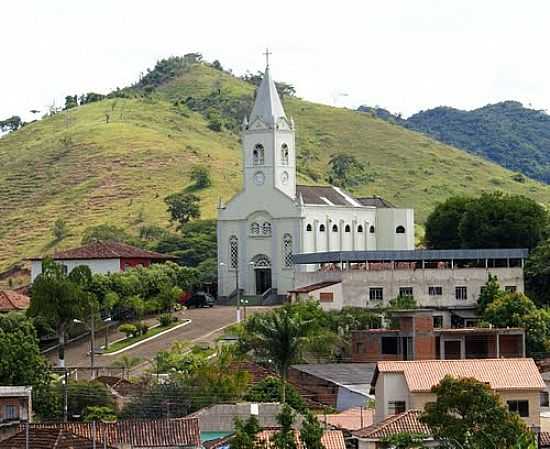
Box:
[2, 0, 549, 120]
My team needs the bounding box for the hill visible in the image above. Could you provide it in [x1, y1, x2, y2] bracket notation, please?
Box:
[359, 101, 550, 183]
[1, 59, 550, 271]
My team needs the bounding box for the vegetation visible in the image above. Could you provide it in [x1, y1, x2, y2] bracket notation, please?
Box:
[477, 273, 501, 313]
[380, 433, 427, 449]
[525, 240, 550, 306]
[164, 191, 201, 231]
[190, 165, 211, 189]
[420, 376, 535, 449]
[232, 416, 261, 449]
[0, 115, 23, 133]
[52, 218, 68, 241]
[326, 153, 370, 190]
[244, 376, 307, 413]
[2, 60, 550, 271]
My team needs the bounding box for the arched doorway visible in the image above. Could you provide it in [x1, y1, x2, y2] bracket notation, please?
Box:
[251, 254, 272, 295]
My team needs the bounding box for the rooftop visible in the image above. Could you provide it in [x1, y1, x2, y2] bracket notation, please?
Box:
[0, 290, 30, 312]
[353, 409, 429, 440]
[257, 429, 346, 449]
[434, 327, 524, 335]
[30, 241, 176, 261]
[249, 65, 286, 126]
[291, 363, 376, 386]
[318, 407, 374, 431]
[375, 358, 545, 392]
[0, 386, 32, 397]
[288, 281, 341, 294]
[355, 196, 395, 208]
[297, 185, 363, 208]
[0, 428, 117, 449]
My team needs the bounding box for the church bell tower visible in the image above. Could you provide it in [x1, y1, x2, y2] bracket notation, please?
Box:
[241, 53, 296, 199]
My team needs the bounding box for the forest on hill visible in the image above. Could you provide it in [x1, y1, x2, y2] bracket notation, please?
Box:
[359, 101, 550, 183]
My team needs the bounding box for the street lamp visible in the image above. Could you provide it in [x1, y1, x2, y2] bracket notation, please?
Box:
[220, 262, 241, 322]
[74, 315, 112, 379]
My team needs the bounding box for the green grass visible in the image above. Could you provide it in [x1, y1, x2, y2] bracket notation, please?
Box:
[1, 62, 550, 271]
[104, 320, 182, 354]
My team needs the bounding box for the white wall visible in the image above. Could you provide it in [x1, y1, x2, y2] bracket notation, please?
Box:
[375, 208, 415, 250]
[374, 372, 409, 423]
[31, 258, 121, 281]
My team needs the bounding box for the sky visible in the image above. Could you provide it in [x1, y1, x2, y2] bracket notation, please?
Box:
[2, 0, 550, 121]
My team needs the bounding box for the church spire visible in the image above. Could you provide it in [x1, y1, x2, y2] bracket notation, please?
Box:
[249, 51, 286, 126]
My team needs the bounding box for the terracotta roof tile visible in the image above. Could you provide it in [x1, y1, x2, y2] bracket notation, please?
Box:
[289, 281, 341, 294]
[30, 241, 175, 261]
[354, 410, 429, 440]
[540, 431, 550, 447]
[318, 407, 373, 431]
[0, 290, 30, 312]
[256, 430, 346, 449]
[376, 359, 545, 392]
[0, 428, 118, 449]
[29, 418, 200, 448]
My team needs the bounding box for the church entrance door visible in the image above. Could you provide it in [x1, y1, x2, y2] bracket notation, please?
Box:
[251, 254, 272, 295]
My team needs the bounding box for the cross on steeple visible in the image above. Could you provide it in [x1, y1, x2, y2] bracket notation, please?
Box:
[263, 48, 272, 68]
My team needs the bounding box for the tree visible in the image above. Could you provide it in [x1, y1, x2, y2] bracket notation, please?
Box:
[81, 224, 139, 246]
[0, 115, 23, 133]
[110, 355, 142, 379]
[420, 376, 534, 449]
[380, 432, 426, 449]
[64, 95, 78, 110]
[300, 412, 324, 449]
[232, 416, 261, 449]
[424, 196, 472, 249]
[244, 376, 307, 413]
[388, 296, 417, 309]
[326, 153, 370, 190]
[274, 404, 297, 449]
[525, 239, 550, 306]
[84, 405, 117, 423]
[190, 166, 211, 189]
[477, 273, 502, 313]
[52, 218, 68, 241]
[164, 192, 201, 231]
[29, 259, 91, 367]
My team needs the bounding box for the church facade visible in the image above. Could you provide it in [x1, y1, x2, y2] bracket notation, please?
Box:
[217, 64, 414, 300]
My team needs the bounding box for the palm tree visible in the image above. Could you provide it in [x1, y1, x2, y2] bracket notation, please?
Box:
[111, 355, 142, 378]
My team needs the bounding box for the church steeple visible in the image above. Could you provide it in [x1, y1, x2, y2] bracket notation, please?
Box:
[249, 63, 286, 127]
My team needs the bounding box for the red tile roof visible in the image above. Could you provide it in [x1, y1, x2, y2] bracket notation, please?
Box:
[256, 429, 346, 449]
[30, 241, 175, 261]
[376, 359, 545, 392]
[318, 407, 373, 431]
[29, 418, 201, 448]
[289, 281, 341, 294]
[0, 428, 117, 449]
[353, 410, 430, 440]
[0, 290, 30, 312]
[540, 431, 550, 448]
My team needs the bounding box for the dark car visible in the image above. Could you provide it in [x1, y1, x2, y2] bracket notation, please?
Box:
[185, 292, 215, 308]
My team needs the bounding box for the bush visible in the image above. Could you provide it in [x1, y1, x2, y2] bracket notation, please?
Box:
[118, 324, 137, 338]
[135, 322, 149, 336]
[159, 313, 173, 327]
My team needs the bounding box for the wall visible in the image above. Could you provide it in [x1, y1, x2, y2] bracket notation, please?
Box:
[375, 208, 415, 250]
[287, 368, 338, 407]
[293, 283, 344, 311]
[295, 267, 524, 309]
[374, 372, 409, 423]
[31, 258, 121, 281]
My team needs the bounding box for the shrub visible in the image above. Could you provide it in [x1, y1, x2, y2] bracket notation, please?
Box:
[118, 324, 137, 338]
[159, 313, 173, 327]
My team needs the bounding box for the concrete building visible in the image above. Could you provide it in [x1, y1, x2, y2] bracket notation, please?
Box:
[0, 387, 32, 427]
[370, 358, 545, 430]
[217, 62, 414, 301]
[293, 249, 527, 310]
[351, 309, 525, 362]
[30, 241, 175, 282]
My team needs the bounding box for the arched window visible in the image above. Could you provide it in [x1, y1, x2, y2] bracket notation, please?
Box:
[281, 144, 289, 165]
[262, 222, 272, 235]
[283, 234, 293, 267]
[369, 225, 375, 233]
[396, 225, 406, 234]
[319, 224, 326, 232]
[345, 224, 351, 233]
[357, 225, 364, 233]
[250, 222, 260, 235]
[253, 144, 264, 166]
[332, 224, 338, 232]
[252, 254, 271, 268]
[229, 236, 238, 269]
[306, 224, 313, 232]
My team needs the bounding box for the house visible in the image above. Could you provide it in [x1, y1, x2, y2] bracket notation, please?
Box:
[29, 418, 201, 449]
[0, 428, 117, 449]
[30, 241, 176, 281]
[288, 364, 376, 410]
[293, 248, 527, 310]
[288, 281, 344, 310]
[371, 359, 545, 431]
[351, 309, 525, 362]
[0, 387, 32, 427]
[0, 291, 30, 313]
[318, 407, 374, 432]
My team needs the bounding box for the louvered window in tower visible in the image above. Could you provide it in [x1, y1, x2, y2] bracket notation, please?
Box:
[229, 236, 239, 268]
[283, 234, 293, 267]
[253, 144, 264, 165]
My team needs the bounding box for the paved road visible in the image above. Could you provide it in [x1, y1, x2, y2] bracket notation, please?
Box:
[48, 306, 270, 372]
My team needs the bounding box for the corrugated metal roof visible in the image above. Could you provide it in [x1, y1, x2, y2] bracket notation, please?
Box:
[293, 248, 528, 264]
[291, 363, 376, 386]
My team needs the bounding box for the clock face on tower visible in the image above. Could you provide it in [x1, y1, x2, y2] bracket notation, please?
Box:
[281, 171, 289, 185]
[254, 171, 265, 186]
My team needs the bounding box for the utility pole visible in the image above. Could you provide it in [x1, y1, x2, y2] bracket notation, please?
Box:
[63, 369, 68, 423]
[236, 265, 241, 322]
[90, 312, 95, 379]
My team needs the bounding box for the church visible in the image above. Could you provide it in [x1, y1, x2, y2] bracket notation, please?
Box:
[217, 62, 415, 301]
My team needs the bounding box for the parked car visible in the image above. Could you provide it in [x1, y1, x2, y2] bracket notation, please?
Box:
[185, 292, 215, 308]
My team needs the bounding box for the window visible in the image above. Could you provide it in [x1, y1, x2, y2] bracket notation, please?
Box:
[281, 144, 289, 165]
[354, 342, 365, 353]
[505, 285, 517, 293]
[229, 236, 238, 269]
[319, 224, 326, 232]
[433, 316, 444, 328]
[253, 144, 264, 165]
[357, 225, 363, 233]
[399, 287, 413, 297]
[388, 401, 406, 415]
[396, 225, 406, 234]
[306, 224, 313, 232]
[4, 405, 17, 420]
[344, 224, 351, 232]
[369, 287, 383, 301]
[455, 286, 468, 301]
[429, 286, 443, 296]
[283, 234, 293, 267]
[320, 292, 334, 302]
[381, 337, 399, 355]
[332, 224, 338, 232]
[369, 225, 375, 233]
[541, 392, 549, 407]
[507, 400, 529, 417]
[262, 222, 272, 235]
[250, 222, 260, 235]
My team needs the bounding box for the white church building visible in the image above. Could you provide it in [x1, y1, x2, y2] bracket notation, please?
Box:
[217, 63, 414, 301]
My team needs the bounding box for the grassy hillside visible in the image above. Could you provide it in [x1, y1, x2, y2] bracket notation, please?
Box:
[1, 61, 550, 271]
